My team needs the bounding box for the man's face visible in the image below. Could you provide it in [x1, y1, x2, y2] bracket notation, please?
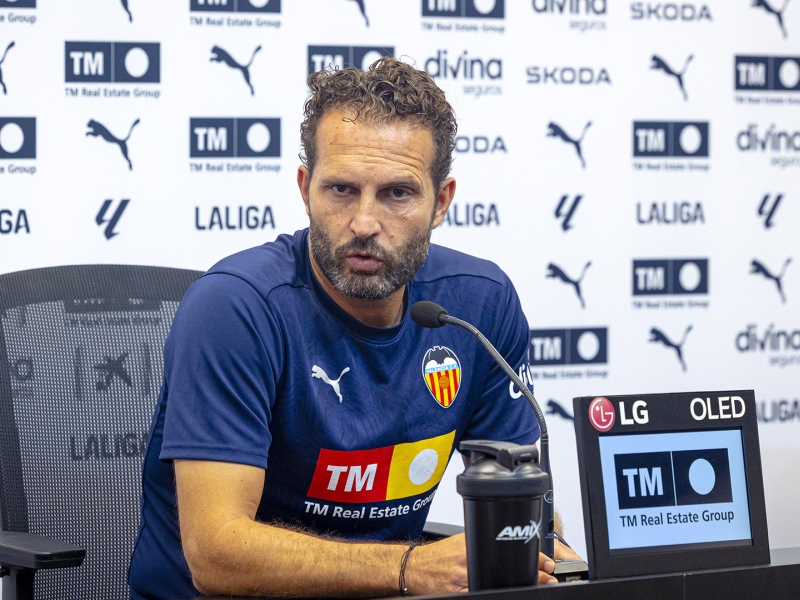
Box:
[301, 111, 452, 301]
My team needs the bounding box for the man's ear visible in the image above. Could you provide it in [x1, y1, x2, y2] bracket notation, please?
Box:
[297, 166, 311, 217]
[431, 177, 456, 229]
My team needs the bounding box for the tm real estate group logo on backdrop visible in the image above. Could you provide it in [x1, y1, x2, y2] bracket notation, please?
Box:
[529, 327, 608, 381]
[189, 0, 282, 29]
[64, 42, 160, 99]
[421, 0, 506, 34]
[734, 55, 800, 106]
[631, 259, 709, 310]
[308, 46, 394, 74]
[0, 117, 36, 176]
[0, 0, 36, 25]
[632, 121, 709, 172]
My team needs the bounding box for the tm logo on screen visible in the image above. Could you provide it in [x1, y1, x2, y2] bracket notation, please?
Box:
[614, 449, 732, 510]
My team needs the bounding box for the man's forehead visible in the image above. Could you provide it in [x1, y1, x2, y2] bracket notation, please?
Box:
[315, 111, 435, 174]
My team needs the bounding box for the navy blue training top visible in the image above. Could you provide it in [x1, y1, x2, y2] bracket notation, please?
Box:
[129, 229, 538, 600]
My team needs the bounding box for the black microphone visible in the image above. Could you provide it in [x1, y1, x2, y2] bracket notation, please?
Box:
[410, 300, 555, 560]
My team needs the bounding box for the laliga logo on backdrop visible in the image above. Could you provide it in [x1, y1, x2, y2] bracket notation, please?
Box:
[555, 195, 582, 231]
[735, 56, 800, 91]
[758, 194, 783, 229]
[752, 0, 792, 38]
[96, 199, 129, 240]
[65, 42, 160, 83]
[633, 121, 709, 157]
[589, 397, 614, 431]
[308, 45, 393, 74]
[0, 117, 35, 159]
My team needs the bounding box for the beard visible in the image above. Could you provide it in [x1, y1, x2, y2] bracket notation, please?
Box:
[308, 211, 433, 301]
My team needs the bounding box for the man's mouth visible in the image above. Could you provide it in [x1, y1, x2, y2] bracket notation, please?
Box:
[346, 253, 383, 272]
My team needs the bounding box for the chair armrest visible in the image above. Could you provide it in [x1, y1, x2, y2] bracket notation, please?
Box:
[421, 522, 465, 542]
[0, 531, 84, 571]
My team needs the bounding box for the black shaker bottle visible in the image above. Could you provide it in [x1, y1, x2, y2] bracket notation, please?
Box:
[456, 440, 550, 591]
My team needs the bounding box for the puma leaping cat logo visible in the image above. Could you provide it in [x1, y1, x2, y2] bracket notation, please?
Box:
[753, 0, 792, 38]
[86, 118, 140, 170]
[650, 326, 692, 372]
[546, 399, 574, 421]
[0, 41, 14, 95]
[651, 54, 693, 101]
[210, 45, 262, 96]
[120, 0, 133, 22]
[546, 261, 591, 309]
[751, 258, 792, 303]
[348, 0, 370, 26]
[547, 121, 592, 168]
[312, 365, 351, 403]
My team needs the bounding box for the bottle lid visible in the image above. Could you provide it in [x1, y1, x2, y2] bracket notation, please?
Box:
[456, 440, 549, 498]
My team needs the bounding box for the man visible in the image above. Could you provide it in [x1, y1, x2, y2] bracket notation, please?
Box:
[130, 57, 573, 599]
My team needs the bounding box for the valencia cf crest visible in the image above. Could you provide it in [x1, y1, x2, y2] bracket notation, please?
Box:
[422, 346, 461, 408]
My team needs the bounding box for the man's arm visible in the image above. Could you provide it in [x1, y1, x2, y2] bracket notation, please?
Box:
[176, 460, 557, 596]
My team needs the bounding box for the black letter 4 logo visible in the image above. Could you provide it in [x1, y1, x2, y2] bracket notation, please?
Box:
[96, 199, 129, 240]
[615, 448, 732, 510]
[758, 193, 783, 229]
[555, 194, 582, 231]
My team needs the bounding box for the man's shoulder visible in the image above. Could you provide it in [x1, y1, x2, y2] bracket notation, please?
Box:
[202, 229, 308, 298]
[417, 243, 511, 289]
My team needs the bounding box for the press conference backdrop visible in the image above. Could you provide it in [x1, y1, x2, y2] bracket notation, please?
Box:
[1, 0, 799, 563]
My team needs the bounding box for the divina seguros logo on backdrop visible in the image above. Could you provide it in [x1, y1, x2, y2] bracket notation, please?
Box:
[64, 42, 160, 99]
[532, 0, 607, 32]
[736, 324, 800, 368]
[308, 46, 394, 74]
[737, 123, 800, 169]
[425, 49, 502, 97]
[529, 327, 608, 381]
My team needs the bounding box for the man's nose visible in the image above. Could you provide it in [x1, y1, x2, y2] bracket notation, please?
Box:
[350, 194, 382, 239]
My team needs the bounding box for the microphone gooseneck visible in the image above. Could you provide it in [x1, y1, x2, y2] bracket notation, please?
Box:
[410, 301, 555, 559]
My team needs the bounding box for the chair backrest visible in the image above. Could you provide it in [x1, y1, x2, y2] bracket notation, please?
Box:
[0, 265, 203, 600]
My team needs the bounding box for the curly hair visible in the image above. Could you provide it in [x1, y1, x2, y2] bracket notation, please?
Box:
[300, 56, 457, 192]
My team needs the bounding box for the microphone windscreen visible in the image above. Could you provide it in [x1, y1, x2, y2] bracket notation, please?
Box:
[410, 301, 448, 328]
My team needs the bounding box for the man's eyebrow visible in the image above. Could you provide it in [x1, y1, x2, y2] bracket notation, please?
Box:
[317, 177, 423, 189]
[381, 178, 422, 189]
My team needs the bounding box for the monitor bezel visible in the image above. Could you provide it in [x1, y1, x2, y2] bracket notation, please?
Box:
[573, 390, 770, 580]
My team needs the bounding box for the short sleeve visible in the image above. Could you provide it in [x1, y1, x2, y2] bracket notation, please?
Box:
[461, 279, 540, 448]
[160, 273, 283, 469]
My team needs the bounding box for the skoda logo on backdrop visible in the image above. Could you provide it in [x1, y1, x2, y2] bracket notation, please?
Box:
[633, 121, 709, 157]
[735, 56, 800, 91]
[422, 0, 504, 19]
[630, 3, 711, 21]
[529, 327, 608, 367]
[190, 118, 280, 158]
[308, 46, 393, 75]
[64, 42, 160, 83]
[190, 0, 281, 12]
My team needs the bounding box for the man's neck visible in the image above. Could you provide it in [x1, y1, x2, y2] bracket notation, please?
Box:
[308, 244, 406, 329]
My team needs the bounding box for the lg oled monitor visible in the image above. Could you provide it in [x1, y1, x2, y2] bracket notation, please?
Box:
[573, 390, 769, 579]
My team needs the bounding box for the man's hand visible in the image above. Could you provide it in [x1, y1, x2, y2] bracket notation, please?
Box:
[554, 539, 583, 562]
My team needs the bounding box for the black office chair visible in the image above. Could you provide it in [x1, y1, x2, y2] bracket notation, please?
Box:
[0, 265, 202, 600]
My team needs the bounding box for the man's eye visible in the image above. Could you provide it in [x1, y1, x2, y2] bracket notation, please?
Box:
[333, 185, 348, 194]
[390, 188, 408, 198]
